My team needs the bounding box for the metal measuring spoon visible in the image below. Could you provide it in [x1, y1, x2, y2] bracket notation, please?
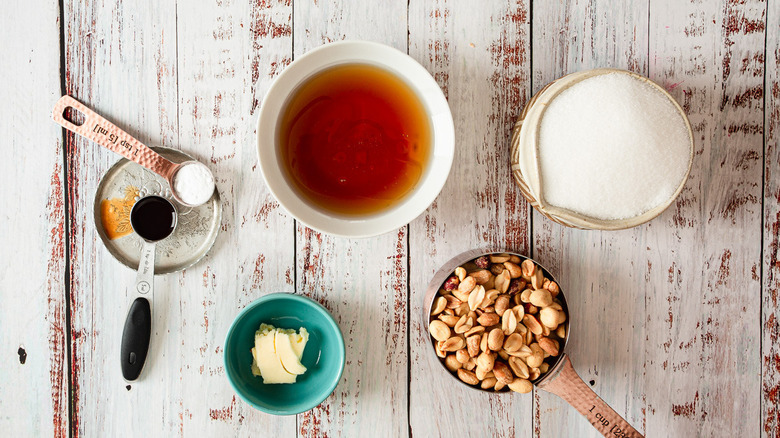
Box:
[120, 195, 177, 381]
[51, 95, 214, 207]
[424, 249, 643, 438]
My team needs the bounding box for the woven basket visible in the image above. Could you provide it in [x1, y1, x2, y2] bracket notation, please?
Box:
[509, 68, 694, 231]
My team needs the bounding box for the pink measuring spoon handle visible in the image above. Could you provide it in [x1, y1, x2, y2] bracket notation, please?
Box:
[538, 355, 644, 438]
[52, 95, 177, 179]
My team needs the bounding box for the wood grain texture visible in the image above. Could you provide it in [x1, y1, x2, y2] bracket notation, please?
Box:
[531, 2, 650, 437]
[763, 4, 779, 436]
[6, 1, 777, 436]
[645, 0, 765, 435]
[292, 2, 409, 436]
[175, 0, 296, 436]
[0, 1, 67, 436]
[408, 0, 533, 436]
[64, 0, 182, 435]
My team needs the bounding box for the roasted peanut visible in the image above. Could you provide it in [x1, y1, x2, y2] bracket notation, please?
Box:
[531, 269, 545, 290]
[546, 281, 560, 297]
[476, 351, 496, 372]
[431, 296, 447, 316]
[521, 259, 536, 277]
[508, 378, 533, 393]
[507, 278, 525, 295]
[477, 312, 500, 327]
[443, 276, 460, 291]
[501, 308, 518, 335]
[495, 295, 510, 316]
[493, 361, 513, 384]
[458, 276, 477, 295]
[489, 254, 511, 263]
[457, 369, 479, 385]
[488, 328, 505, 351]
[503, 333, 524, 353]
[455, 348, 470, 364]
[481, 289, 499, 309]
[445, 295, 462, 309]
[508, 356, 530, 379]
[469, 269, 491, 285]
[444, 354, 462, 372]
[454, 315, 474, 334]
[467, 334, 481, 357]
[439, 314, 459, 327]
[474, 255, 490, 269]
[442, 336, 466, 352]
[503, 262, 522, 278]
[530, 289, 553, 308]
[435, 341, 446, 358]
[538, 337, 559, 356]
[455, 266, 467, 282]
[495, 270, 511, 293]
[481, 377, 498, 389]
[523, 314, 543, 335]
[539, 307, 559, 328]
[429, 320, 451, 341]
[467, 285, 486, 311]
[480, 332, 489, 352]
[464, 325, 486, 337]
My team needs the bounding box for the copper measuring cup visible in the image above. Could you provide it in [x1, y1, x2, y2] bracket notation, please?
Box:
[51, 95, 214, 207]
[424, 249, 643, 438]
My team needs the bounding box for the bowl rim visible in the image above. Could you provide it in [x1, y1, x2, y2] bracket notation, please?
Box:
[256, 40, 454, 238]
[510, 68, 694, 230]
[223, 292, 346, 415]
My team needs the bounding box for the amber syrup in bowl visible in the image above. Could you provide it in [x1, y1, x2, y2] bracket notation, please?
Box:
[279, 63, 431, 216]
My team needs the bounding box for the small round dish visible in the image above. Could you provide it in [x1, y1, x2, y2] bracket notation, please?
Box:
[93, 147, 221, 274]
[224, 293, 346, 415]
[257, 40, 454, 238]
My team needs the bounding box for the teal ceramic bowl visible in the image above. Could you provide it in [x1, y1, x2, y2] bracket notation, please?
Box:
[224, 293, 345, 415]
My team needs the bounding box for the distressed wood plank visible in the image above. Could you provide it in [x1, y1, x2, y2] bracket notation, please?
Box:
[763, 4, 779, 437]
[175, 0, 296, 435]
[408, 0, 533, 436]
[0, 1, 67, 436]
[644, 0, 765, 435]
[64, 0, 183, 435]
[530, 2, 649, 436]
[292, 2, 409, 437]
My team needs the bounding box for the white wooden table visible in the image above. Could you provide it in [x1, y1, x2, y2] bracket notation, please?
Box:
[2, 0, 778, 436]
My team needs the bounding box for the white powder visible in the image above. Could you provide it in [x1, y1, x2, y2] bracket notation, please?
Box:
[537, 73, 690, 220]
[172, 162, 215, 206]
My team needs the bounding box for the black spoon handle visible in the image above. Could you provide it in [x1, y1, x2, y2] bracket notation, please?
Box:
[120, 297, 152, 381]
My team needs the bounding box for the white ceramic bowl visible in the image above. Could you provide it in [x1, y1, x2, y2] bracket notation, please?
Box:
[257, 41, 454, 238]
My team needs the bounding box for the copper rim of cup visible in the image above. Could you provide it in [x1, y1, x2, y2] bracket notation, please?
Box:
[423, 248, 571, 392]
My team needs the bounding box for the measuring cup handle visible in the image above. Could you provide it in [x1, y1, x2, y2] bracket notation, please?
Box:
[51, 95, 177, 178]
[120, 297, 151, 381]
[537, 355, 644, 438]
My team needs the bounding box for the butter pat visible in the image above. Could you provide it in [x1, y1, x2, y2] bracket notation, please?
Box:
[251, 323, 309, 384]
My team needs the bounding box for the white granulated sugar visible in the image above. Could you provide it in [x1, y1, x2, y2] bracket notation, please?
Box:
[173, 162, 215, 206]
[537, 73, 690, 220]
